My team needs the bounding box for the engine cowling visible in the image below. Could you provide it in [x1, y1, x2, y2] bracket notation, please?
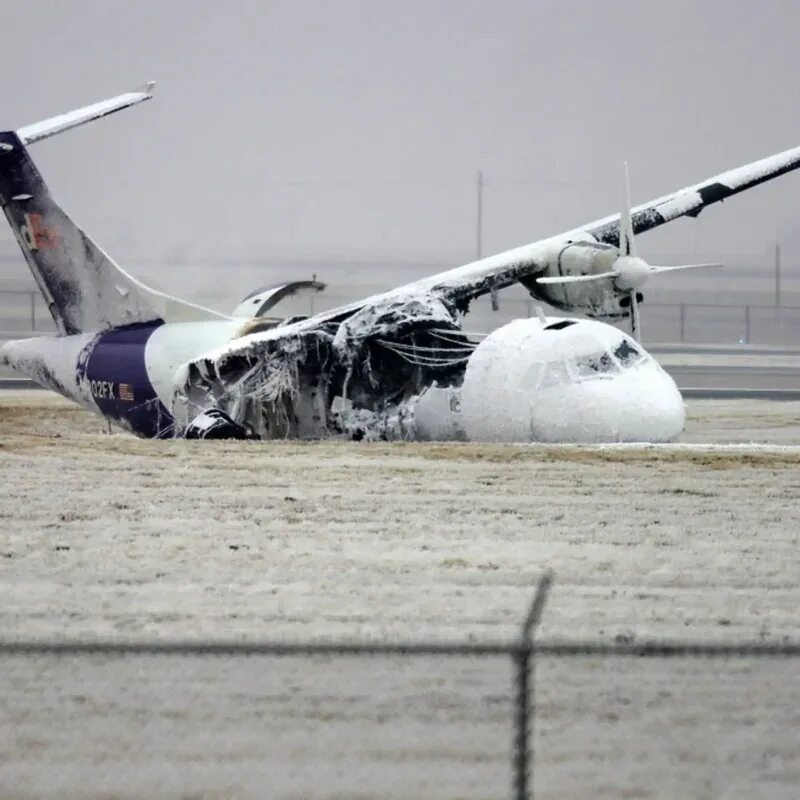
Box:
[523, 239, 629, 318]
[557, 240, 619, 277]
[459, 317, 684, 443]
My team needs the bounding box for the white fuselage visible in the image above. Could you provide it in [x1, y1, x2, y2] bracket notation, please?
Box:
[0, 319, 243, 434]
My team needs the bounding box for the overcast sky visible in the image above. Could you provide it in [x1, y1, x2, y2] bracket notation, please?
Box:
[2, 0, 800, 284]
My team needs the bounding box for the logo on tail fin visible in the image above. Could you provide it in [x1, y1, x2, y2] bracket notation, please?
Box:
[19, 212, 60, 251]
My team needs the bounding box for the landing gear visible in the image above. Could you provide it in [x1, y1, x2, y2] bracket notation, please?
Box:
[619, 292, 645, 342]
[185, 409, 259, 440]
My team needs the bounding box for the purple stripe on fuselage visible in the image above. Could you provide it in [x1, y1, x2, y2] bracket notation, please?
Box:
[77, 321, 173, 439]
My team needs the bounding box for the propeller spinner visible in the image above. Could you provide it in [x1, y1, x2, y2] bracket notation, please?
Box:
[537, 163, 722, 341]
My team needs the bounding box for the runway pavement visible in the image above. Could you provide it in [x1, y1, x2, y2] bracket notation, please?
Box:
[6, 362, 800, 399]
[680, 387, 800, 399]
[3, 331, 800, 397]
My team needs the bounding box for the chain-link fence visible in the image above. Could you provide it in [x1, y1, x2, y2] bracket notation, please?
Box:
[2, 574, 800, 799]
[2, 651, 515, 799]
[4, 282, 800, 347]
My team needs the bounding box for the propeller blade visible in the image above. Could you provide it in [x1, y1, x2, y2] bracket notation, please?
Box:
[630, 290, 641, 342]
[647, 263, 723, 274]
[537, 270, 621, 285]
[620, 162, 636, 257]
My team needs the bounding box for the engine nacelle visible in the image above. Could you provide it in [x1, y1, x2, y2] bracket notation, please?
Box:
[557, 239, 618, 277]
[460, 317, 684, 443]
[523, 238, 630, 319]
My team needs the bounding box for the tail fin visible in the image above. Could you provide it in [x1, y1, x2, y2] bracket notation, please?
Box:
[0, 85, 227, 335]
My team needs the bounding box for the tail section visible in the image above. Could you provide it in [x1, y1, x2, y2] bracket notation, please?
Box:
[16, 82, 156, 145]
[0, 85, 227, 335]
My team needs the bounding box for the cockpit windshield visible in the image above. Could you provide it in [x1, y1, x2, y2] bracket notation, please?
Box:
[571, 338, 644, 380]
[612, 338, 643, 367]
[574, 351, 617, 377]
[532, 337, 647, 390]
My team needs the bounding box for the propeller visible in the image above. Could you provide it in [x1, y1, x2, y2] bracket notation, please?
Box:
[536, 163, 722, 341]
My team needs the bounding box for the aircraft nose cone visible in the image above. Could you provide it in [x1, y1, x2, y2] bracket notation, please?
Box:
[528, 364, 685, 443]
[460, 318, 685, 443]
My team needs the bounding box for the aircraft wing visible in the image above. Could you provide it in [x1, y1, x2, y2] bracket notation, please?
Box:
[182, 139, 800, 363]
[586, 142, 800, 246]
[175, 140, 800, 436]
[386, 141, 800, 309]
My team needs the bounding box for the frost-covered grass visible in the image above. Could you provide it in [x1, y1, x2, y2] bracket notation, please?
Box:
[1, 392, 799, 799]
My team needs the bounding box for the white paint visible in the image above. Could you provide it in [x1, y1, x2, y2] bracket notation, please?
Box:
[0, 334, 99, 412]
[144, 319, 245, 408]
[460, 318, 685, 443]
[0, 320, 242, 424]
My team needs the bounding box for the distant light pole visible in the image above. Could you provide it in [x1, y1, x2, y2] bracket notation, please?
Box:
[476, 169, 484, 260]
[775, 243, 781, 307]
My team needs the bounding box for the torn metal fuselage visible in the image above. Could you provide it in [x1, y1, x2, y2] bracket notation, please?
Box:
[172, 292, 476, 441]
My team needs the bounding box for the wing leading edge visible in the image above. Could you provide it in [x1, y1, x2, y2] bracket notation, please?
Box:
[587, 142, 800, 247]
[402, 141, 800, 309]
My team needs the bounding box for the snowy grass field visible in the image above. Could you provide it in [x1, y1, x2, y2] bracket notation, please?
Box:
[1, 391, 799, 798]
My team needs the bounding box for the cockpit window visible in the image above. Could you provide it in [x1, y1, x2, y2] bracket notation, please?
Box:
[574, 351, 617, 377]
[535, 339, 646, 390]
[613, 339, 643, 366]
[544, 320, 577, 331]
[539, 360, 571, 389]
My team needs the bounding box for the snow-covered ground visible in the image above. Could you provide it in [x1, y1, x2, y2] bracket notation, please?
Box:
[1, 392, 799, 799]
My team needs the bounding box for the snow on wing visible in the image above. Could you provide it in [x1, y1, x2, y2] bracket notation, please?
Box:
[411, 141, 800, 307]
[587, 143, 800, 247]
[169, 141, 800, 408]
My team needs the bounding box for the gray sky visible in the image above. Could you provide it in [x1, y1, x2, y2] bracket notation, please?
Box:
[2, 0, 800, 292]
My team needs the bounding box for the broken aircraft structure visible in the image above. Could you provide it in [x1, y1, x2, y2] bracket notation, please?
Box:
[3, 84, 800, 443]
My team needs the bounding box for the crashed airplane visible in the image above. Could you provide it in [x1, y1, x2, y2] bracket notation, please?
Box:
[1, 85, 798, 442]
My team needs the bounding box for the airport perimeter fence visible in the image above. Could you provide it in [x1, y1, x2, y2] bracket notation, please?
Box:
[4, 285, 800, 347]
[2, 573, 800, 800]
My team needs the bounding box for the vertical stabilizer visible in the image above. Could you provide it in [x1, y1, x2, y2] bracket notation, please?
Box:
[0, 86, 227, 335]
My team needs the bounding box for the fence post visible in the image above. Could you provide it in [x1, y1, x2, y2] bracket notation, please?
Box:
[512, 571, 552, 800]
[745, 305, 751, 344]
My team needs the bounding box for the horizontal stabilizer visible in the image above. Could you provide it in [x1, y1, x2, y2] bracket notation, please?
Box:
[16, 82, 156, 145]
[232, 280, 327, 318]
[0, 83, 228, 334]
